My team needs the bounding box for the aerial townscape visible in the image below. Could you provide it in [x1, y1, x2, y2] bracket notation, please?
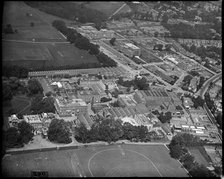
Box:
[2, 1, 222, 177]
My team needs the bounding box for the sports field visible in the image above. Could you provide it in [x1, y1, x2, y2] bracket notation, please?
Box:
[2, 144, 189, 177]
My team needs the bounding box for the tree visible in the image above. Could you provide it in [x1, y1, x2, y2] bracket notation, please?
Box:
[215, 112, 222, 128]
[109, 37, 116, 46]
[169, 144, 183, 159]
[30, 94, 43, 114]
[170, 133, 203, 148]
[153, 43, 163, 51]
[89, 43, 100, 55]
[18, 121, 34, 144]
[134, 76, 149, 90]
[100, 97, 112, 103]
[158, 111, 172, 123]
[42, 96, 56, 113]
[3, 127, 23, 148]
[74, 122, 90, 143]
[189, 163, 215, 177]
[180, 153, 195, 170]
[52, 20, 66, 31]
[192, 96, 205, 109]
[30, 22, 34, 27]
[48, 118, 72, 144]
[176, 105, 183, 110]
[122, 122, 135, 140]
[3, 84, 13, 102]
[98, 118, 124, 143]
[27, 79, 43, 95]
[138, 125, 148, 141]
[154, 31, 159, 37]
[4, 24, 14, 34]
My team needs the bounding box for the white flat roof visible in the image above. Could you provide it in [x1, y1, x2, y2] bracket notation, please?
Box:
[125, 43, 140, 50]
[121, 117, 139, 126]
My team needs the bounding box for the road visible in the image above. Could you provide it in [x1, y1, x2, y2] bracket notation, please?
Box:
[109, 2, 127, 19]
[197, 73, 222, 98]
[196, 72, 222, 141]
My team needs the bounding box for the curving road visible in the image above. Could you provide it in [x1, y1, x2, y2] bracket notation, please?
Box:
[197, 73, 222, 141]
[197, 73, 222, 98]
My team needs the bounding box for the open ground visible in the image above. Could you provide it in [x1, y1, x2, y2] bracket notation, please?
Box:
[3, 1, 99, 69]
[84, 2, 131, 18]
[2, 144, 189, 177]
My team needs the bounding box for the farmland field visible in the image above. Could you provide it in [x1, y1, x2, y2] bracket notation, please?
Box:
[2, 144, 189, 177]
[3, 1, 99, 70]
[3, 41, 99, 69]
[3, 1, 71, 41]
[85, 2, 131, 18]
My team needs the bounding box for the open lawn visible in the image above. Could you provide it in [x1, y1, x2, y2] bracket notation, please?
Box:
[3, 41, 52, 61]
[2, 144, 189, 177]
[10, 96, 31, 115]
[3, 1, 99, 70]
[85, 2, 131, 18]
[3, 1, 70, 41]
[3, 41, 99, 69]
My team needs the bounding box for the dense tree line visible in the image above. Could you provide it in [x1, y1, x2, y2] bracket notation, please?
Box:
[47, 118, 72, 144]
[117, 76, 149, 90]
[74, 116, 156, 143]
[168, 133, 215, 177]
[2, 65, 29, 78]
[52, 20, 117, 68]
[3, 121, 34, 149]
[25, 2, 107, 25]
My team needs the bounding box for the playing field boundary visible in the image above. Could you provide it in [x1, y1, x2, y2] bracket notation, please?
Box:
[5, 141, 169, 155]
[87, 148, 163, 177]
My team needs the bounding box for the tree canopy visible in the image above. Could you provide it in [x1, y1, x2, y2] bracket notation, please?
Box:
[47, 118, 72, 144]
[17, 121, 34, 144]
[3, 127, 23, 148]
[27, 79, 43, 95]
[117, 76, 149, 90]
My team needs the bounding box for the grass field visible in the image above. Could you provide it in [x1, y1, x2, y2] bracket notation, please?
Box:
[3, 1, 70, 41]
[188, 146, 212, 167]
[3, 41, 99, 69]
[3, 1, 100, 69]
[85, 2, 131, 18]
[2, 144, 189, 177]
